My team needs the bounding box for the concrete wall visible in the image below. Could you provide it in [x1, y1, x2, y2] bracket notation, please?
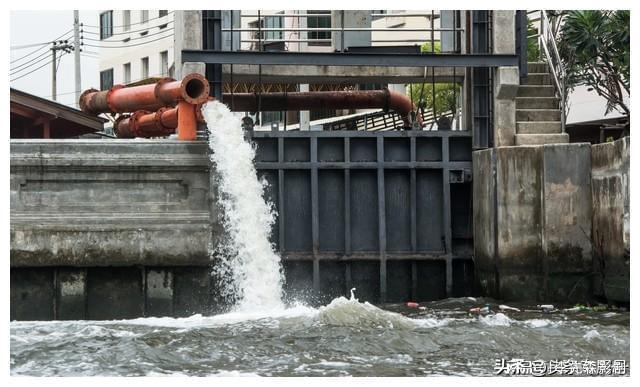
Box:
[591, 137, 630, 303]
[474, 137, 630, 304]
[473, 142, 593, 302]
[10, 140, 216, 267]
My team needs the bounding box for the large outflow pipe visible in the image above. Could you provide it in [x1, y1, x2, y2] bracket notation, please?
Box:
[114, 102, 207, 139]
[79, 73, 210, 115]
[222, 89, 422, 128]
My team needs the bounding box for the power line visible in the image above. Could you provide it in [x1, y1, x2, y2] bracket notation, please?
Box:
[10, 52, 68, 83]
[82, 27, 174, 43]
[81, 32, 174, 49]
[10, 49, 51, 73]
[83, 11, 174, 29]
[82, 19, 174, 36]
[10, 42, 49, 50]
[10, 29, 73, 65]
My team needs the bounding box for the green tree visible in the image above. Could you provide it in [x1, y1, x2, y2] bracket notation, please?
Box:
[408, 42, 458, 117]
[559, 10, 630, 116]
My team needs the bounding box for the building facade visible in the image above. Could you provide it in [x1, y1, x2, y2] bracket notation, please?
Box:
[98, 10, 175, 89]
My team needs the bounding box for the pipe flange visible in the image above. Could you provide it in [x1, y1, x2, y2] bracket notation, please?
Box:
[106, 84, 126, 113]
[155, 107, 175, 135]
[180, 73, 210, 105]
[78, 88, 98, 114]
[154, 77, 177, 105]
[113, 114, 131, 138]
[129, 110, 149, 138]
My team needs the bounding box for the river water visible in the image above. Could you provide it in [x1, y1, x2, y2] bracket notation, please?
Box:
[9, 102, 629, 376]
[10, 296, 630, 376]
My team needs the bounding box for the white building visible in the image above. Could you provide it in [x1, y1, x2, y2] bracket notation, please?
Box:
[97, 10, 174, 89]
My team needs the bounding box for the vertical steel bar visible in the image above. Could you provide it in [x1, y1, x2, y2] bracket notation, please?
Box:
[411, 260, 418, 301]
[442, 136, 453, 297]
[344, 137, 351, 256]
[278, 137, 285, 252]
[311, 137, 320, 292]
[410, 136, 417, 252]
[377, 136, 387, 302]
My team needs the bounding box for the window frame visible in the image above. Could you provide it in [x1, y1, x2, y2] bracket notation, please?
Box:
[99, 11, 113, 40]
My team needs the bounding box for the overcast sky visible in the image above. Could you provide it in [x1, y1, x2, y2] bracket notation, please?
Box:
[10, 10, 100, 108]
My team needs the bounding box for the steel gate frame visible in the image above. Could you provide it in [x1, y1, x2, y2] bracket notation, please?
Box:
[249, 129, 473, 303]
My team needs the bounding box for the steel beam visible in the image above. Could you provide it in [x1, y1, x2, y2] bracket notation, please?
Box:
[182, 50, 519, 68]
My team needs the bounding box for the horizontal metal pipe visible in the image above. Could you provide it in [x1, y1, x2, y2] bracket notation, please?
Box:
[114, 103, 206, 138]
[222, 89, 421, 128]
[79, 73, 210, 115]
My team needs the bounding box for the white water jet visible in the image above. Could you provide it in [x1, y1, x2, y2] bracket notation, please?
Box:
[202, 101, 284, 311]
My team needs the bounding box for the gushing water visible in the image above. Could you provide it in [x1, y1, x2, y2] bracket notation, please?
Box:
[201, 101, 284, 311]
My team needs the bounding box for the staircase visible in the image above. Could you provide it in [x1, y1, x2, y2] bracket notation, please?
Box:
[515, 62, 569, 145]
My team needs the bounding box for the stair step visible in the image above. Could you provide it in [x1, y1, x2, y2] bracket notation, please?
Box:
[515, 133, 569, 145]
[517, 85, 556, 97]
[521, 73, 551, 85]
[527, 62, 549, 73]
[517, 121, 563, 134]
[516, 109, 561, 122]
[516, 97, 559, 109]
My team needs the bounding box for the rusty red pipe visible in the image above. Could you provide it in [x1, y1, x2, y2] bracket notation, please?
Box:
[222, 89, 422, 128]
[114, 103, 206, 139]
[80, 73, 210, 115]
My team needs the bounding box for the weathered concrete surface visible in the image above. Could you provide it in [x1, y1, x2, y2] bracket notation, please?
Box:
[10, 140, 216, 267]
[473, 142, 593, 302]
[492, 11, 517, 147]
[591, 137, 630, 303]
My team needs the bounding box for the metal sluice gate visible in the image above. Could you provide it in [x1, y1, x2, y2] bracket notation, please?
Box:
[249, 129, 474, 304]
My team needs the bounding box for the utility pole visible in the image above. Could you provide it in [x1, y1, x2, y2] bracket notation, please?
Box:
[51, 45, 57, 101]
[50, 40, 73, 102]
[74, 10, 81, 108]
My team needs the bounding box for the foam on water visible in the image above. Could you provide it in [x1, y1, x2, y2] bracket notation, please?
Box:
[202, 101, 285, 312]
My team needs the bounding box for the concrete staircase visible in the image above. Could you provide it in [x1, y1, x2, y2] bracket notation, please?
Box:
[515, 62, 569, 145]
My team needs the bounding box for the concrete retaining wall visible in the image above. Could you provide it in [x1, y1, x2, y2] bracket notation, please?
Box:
[474, 137, 630, 304]
[474, 142, 593, 302]
[10, 140, 218, 267]
[591, 137, 630, 303]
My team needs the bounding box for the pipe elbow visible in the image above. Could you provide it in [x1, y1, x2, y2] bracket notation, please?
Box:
[387, 89, 423, 128]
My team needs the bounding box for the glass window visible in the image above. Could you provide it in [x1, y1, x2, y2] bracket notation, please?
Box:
[141, 57, 149, 79]
[307, 11, 330, 46]
[100, 68, 113, 90]
[141, 10, 149, 23]
[123, 63, 131, 84]
[159, 10, 168, 17]
[159, 51, 168, 77]
[99, 11, 113, 40]
[123, 10, 130, 32]
[265, 14, 283, 41]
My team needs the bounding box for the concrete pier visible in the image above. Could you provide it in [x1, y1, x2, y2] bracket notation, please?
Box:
[473, 137, 630, 304]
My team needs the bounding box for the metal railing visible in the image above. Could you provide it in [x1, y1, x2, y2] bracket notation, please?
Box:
[222, 11, 464, 52]
[528, 10, 566, 133]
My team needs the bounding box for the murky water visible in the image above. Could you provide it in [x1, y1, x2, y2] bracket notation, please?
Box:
[10, 296, 629, 376]
[10, 102, 628, 376]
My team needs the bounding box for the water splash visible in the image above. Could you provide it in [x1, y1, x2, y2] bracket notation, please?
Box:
[201, 101, 284, 311]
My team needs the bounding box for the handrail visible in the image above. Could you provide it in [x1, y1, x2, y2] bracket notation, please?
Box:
[536, 10, 566, 133]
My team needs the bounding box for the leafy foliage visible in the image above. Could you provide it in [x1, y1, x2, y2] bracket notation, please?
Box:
[407, 42, 458, 116]
[558, 10, 629, 116]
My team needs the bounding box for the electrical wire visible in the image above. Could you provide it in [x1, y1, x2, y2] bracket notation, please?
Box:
[82, 28, 174, 43]
[83, 11, 173, 29]
[10, 29, 73, 65]
[10, 42, 49, 50]
[82, 19, 174, 36]
[10, 49, 51, 73]
[10, 52, 68, 83]
[81, 33, 174, 49]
